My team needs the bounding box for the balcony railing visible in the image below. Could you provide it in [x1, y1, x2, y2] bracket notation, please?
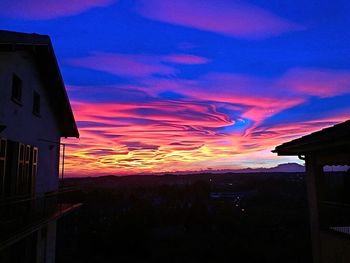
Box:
[0, 188, 82, 250]
[319, 201, 350, 237]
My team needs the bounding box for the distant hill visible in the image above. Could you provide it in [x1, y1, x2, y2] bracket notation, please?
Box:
[234, 163, 305, 173]
[65, 163, 307, 179]
[180, 163, 347, 174]
[163, 163, 306, 175]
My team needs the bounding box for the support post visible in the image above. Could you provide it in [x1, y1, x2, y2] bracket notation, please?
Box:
[61, 144, 65, 189]
[305, 155, 324, 263]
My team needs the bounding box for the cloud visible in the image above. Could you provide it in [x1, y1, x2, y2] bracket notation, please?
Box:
[67, 52, 210, 78]
[66, 84, 155, 103]
[136, 0, 304, 39]
[279, 68, 350, 98]
[125, 142, 159, 151]
[243, 113, 350, 152]
[62, 67, 350, 176]
[163, 54, 210, 65]
[67, 52, 175, 77]
[62, 96, 244, 176]
[0, 0, 116, 20]
[142, 73, 305, 126]
[141, 68, 350, 126]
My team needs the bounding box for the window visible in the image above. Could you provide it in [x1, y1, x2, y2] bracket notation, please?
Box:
[30, 147, 38, 194]
[0, 140, 38, 198]
[17, 143, 25, 195]
[11, 74, 22, 104]
[0, 138, 6, 198]
[33, 91, 40, 116]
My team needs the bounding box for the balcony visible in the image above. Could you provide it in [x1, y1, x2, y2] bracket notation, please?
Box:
[319, 201, 350, 236]
[318, 202, 350, 262]
[0, 188, 81, 250]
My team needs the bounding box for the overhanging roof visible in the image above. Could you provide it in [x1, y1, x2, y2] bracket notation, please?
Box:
[0, 30, 79, 138]
[273, 120, 350, 156]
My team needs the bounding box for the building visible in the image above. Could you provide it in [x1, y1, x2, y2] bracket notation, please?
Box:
[273, 120, 350, 263]
[0, 30, 80, 263]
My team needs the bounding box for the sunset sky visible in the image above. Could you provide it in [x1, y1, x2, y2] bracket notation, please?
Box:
[1, 0, 350, 176]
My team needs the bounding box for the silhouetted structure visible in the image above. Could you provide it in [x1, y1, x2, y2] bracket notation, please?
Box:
[273, 120, 350, 263]
[0, 30, 80, 263]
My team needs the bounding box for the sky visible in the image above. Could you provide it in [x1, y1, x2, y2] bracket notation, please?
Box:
[1, 0, 350, 176]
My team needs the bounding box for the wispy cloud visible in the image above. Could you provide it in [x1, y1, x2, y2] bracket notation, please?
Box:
[63, 97, 239, 176]
[67, 52, 175, 77]
[136, 0, 304, 39]
[62, 66, 350, 176]
[0, 0, 116, 20]
[66, 52, 210, 78]
[279, 68, 350, 98]
[163, 54, 210, 65]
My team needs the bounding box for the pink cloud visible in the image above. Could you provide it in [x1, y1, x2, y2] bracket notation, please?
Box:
[143, 73, 304, 126]
[136, 0, 304, 39]
[64, 93, 349, 176]
[143, 68, 350, 117]
[163, 54, 210, 65]
[62, 76, 305, 176]
[140, 68, 350, 134]
[62, 67, 350, 176]
[0, 0, 116, 19]
[67, 52, 210, 77]
[63, 98, 242, 176]
[67, 52, 175, 77]
[279, 68, 350, 98]
[243, 113, 350, 152]
[71, 100, 233, 129]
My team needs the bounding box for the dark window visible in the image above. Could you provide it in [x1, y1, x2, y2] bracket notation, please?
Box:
[32, 91, 40, 116]
[0, 138, 6, 197]
[11, 74, 22, 104]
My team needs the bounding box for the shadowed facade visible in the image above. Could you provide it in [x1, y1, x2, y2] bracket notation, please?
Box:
[0, 30, 80, 263]
[273, 120, 350, 263]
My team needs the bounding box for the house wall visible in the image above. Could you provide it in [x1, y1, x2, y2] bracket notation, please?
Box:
[0, 50, 61, 193]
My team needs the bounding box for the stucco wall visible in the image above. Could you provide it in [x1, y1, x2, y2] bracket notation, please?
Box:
[0, 50, 61, 193]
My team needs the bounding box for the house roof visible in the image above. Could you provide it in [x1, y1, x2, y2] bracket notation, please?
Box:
[0, 30, 79, 138]
[273, 120, 350, 156]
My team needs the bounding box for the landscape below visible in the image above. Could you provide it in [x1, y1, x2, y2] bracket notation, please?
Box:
[57, 171, 314, 263]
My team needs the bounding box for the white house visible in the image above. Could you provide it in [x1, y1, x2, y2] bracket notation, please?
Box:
[0, 30, 80, 263]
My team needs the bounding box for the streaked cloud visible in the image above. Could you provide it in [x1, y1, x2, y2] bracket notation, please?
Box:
[63, 97, 239, 176]
[279, 68, 350, 98]
[136, 0, 304, 39]
[0, 0, 116, 20]
[62, 66, 350, 176]
[163, 54, 210, 65]
[66, 52, 210, 78]
[66, 52, 175, 77]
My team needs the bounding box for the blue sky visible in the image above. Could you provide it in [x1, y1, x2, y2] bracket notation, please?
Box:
[1, 0, 349, 176]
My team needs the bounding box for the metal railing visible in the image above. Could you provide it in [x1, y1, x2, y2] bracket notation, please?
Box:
[0, 188, 81, 249]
